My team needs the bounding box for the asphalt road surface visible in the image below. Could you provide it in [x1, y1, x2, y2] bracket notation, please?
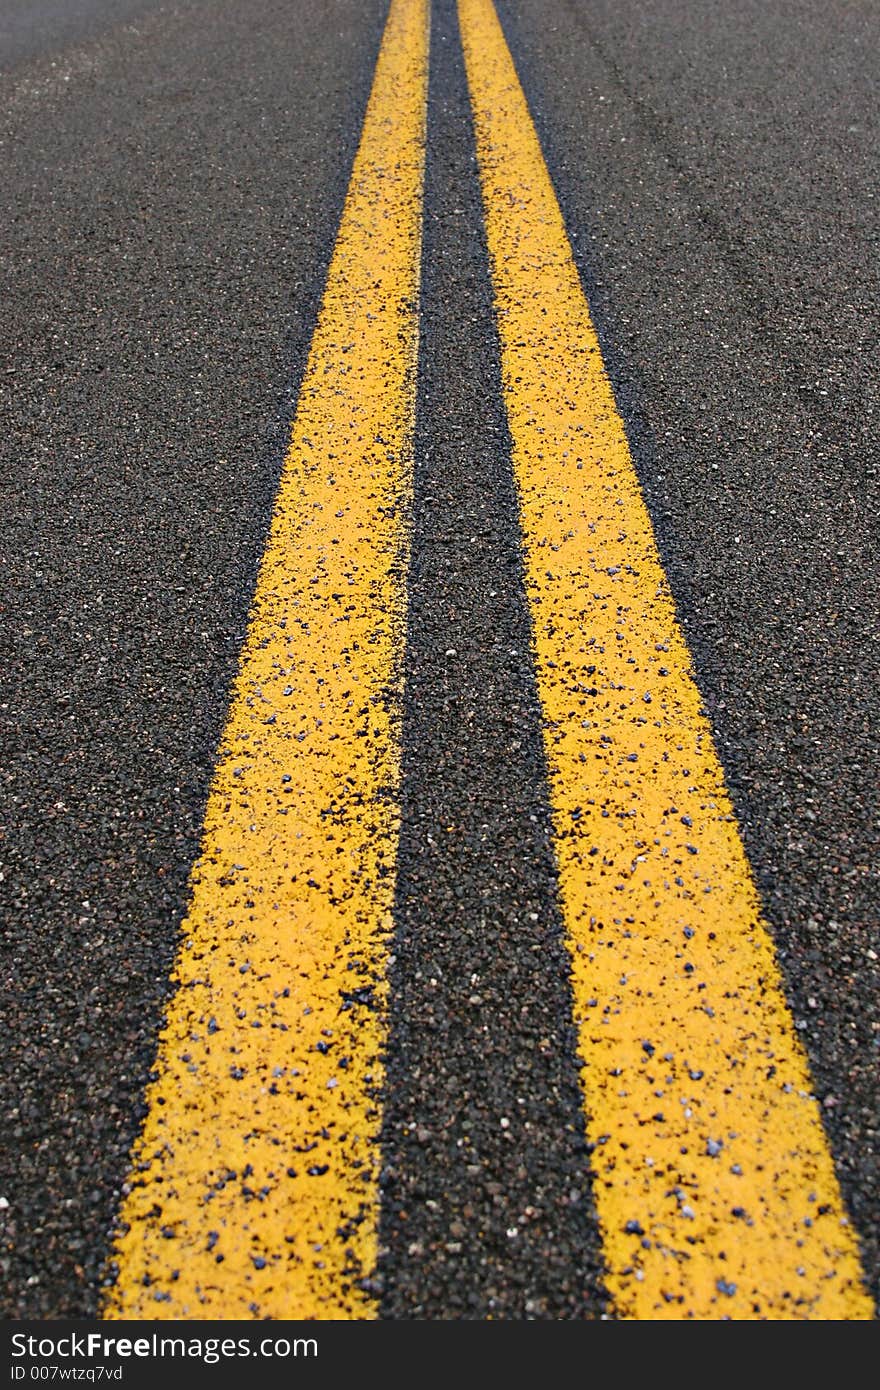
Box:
[1, 0, 877, 1322]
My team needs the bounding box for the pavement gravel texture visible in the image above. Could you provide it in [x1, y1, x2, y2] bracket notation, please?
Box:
[496, 0, 879, 1306]
[1, 0, 877, 1319]
[0, 0, 388, 1317]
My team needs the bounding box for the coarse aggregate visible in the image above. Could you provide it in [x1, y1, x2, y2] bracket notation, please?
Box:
[495, 0, 879, 1307]
[0, 0, 388, 1317]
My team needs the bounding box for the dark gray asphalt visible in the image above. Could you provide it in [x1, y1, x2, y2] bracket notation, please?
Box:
[0, 0, 389, 1317]
[495, 0, 879, 1307]
[1, 0, 878, 1320]
[0, 0, 160, 70]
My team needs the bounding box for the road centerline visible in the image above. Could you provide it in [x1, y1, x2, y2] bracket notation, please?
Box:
[103, 0, 429, 1321]
[459, 0, 873, 1319]
[376, 0, 606, 1318]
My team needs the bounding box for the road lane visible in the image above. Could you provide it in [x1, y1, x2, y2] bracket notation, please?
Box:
[104, 0, 429, 1319]
[492, 0, 880, 1307]
[1, 0, 392, 1318]
[460, 0, 870, 1318]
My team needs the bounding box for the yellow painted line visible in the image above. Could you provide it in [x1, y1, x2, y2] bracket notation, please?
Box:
[103, 0, 428, 1320]
[459, 0, 872, 1320]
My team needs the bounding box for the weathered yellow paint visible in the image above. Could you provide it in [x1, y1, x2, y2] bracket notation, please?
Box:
[459, 0, 872, 1320]
[104, 0, 428, 1320]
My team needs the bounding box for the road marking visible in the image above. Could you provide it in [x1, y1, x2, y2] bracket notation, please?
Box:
[459, 0, 873, 1319]
[103, 0, 428, 1320]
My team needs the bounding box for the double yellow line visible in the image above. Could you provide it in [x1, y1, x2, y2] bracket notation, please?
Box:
[104, 0, 872, 1320]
